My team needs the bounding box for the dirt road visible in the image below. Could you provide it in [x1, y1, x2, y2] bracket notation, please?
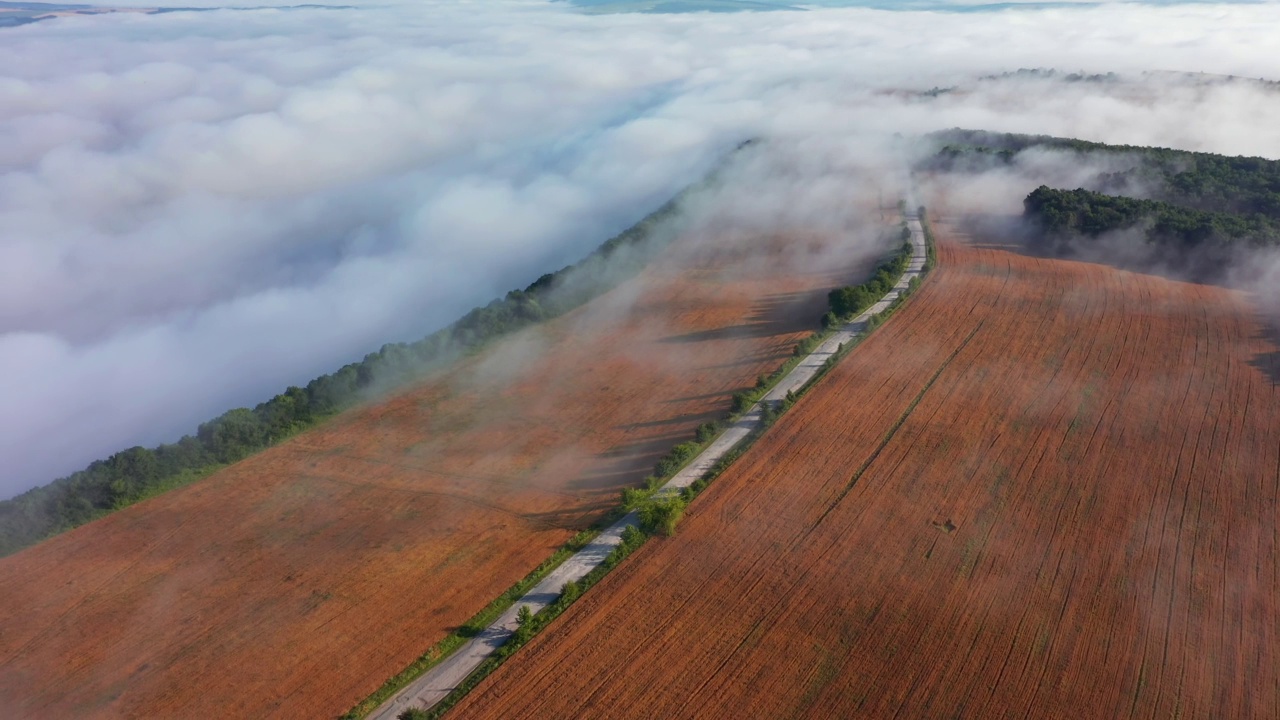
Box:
[449, 212, 1280, 719]
[373, 213, 927, 718]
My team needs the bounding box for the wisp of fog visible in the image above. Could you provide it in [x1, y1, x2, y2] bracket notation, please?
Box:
[3, 0, 1280, 498]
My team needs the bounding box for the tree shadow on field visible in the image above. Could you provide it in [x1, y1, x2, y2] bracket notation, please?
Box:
[661, 390, 728, 404]
[1249, 319, 1280, 386]
[567, 431, 690, 492]
[700, 348, 794, 372]
[659, 291, 822, 344]
[955, 212, 1243, 290]
[614, 409, 723, 432]
[520, 504, 609, 533]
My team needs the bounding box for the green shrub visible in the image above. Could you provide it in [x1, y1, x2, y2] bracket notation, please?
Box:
[760, 401, 781, 426]
[694, 422, 720, 444]
[793, 333, 821, 356]
[621, 486, 652, 509]
[653, 441, 700, 478]
[637, 495, 686, 536]
[828, 240, 914, 319]
[619, 524, 645, 549]
[561, 580, 581, 602]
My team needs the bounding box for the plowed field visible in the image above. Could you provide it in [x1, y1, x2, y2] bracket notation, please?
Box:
[0, 226, 884, 719]
[453, 215, 1280, 719]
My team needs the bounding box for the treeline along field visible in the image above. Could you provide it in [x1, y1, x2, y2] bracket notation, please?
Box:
[0, 202, 892, 719]
[826, 232, 914, 322]
[0, 190, 687, 557]
[1024, 187, 1280, 244]
[927, 128, 1280, 219]
[1023, 186, 1280, 277]
[448, 208, 1280, 720]
[356, 216, 927, 720]
[925, 130, 1280, 279]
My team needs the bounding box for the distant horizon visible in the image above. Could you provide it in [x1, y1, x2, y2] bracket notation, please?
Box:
[6, 0, 1273, 14]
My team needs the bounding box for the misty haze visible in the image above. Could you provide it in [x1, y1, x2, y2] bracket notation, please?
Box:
[1, 1, 1278, 719]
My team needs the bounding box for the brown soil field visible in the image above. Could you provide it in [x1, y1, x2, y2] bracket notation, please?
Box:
[452, 213, 1280, 719]
[0, 224, 885, 719]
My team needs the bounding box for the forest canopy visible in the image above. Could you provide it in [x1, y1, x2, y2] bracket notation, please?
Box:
[926, 128, 1280, 220]
[1024, 186, 1280, 248]
[923, 129, 1280, 277]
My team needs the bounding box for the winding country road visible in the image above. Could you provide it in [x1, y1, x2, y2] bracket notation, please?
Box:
[371, 210, 928, 719]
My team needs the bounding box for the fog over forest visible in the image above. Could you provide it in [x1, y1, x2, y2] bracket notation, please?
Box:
[3, 0, 1280, 498]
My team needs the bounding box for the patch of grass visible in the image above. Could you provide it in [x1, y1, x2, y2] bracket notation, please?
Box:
[919, 207, 939, 272]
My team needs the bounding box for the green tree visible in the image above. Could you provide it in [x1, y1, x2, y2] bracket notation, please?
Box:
[638, 495, 686, 536]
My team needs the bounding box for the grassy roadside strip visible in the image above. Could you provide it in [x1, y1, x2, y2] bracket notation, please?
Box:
[751, 212, 933, 429]
[413, 524, 649, 719]
[362, 210, 937, 720]
[341, 527, 599, 720]
[920, 205, 938, 272]
[620, 222, 922, 528]
[725, 226, 916, 420]
[613, 209, 936, 558]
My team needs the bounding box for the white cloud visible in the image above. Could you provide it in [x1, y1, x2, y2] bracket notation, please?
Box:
[3, 0, 1280, 497]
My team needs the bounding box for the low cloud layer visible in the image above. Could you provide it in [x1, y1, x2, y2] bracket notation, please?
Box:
[3, 0, 1280, 498]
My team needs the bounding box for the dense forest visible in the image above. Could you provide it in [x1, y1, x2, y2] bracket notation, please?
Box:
[0, 189, 691, 557]
[922, 129, 1280, 278]
[1025, 186, 1280, 245]
[1023, 186, 1280, 276]
[925, 129, 1280, 219]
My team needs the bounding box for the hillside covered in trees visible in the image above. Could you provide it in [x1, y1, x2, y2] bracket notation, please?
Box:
[923, 129, 1280, 278]
[1023, 186, 1280, 278]
[1024, 186, 1280, 246]
[926, 128, 1280, 219]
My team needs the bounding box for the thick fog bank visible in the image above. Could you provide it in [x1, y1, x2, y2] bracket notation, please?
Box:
[3, 0, 1280, 497]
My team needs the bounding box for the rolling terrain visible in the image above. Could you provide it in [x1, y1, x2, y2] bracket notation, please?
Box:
[0, 224, 885, 719]
[451, 208, 1280, 719]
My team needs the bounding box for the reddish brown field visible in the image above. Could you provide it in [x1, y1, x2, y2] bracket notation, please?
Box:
[0, 227, 882, 719]
[453, 216, 1280, 719]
